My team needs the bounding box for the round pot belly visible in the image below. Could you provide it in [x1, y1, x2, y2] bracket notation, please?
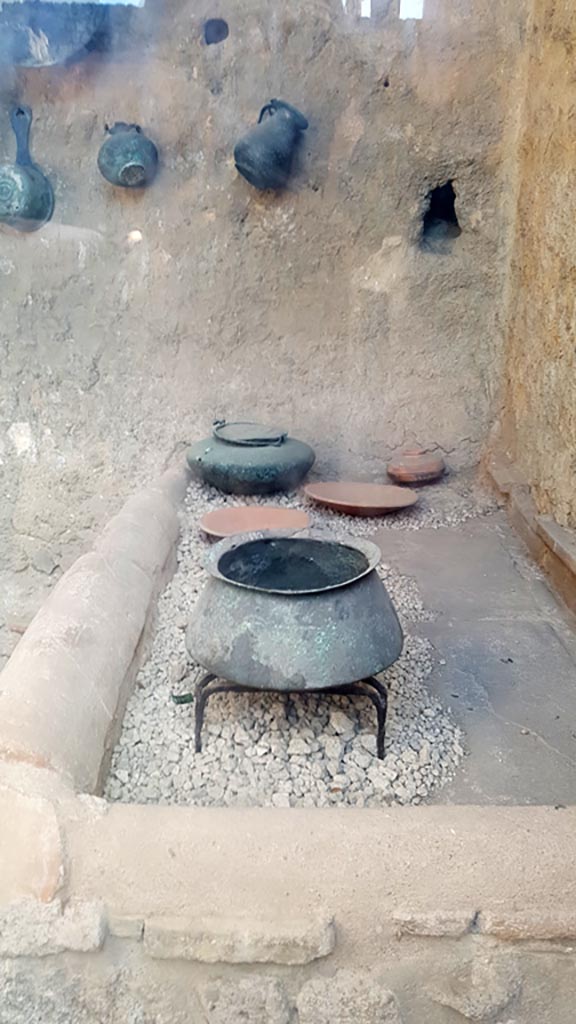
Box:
[187, 570, 403, 690]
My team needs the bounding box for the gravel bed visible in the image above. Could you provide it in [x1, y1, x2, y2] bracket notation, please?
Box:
[104, 478, 493, 807]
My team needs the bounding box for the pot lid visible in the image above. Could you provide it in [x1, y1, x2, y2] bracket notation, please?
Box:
[212, 420, 287, 447]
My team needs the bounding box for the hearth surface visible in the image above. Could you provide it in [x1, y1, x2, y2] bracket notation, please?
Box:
[103, 476, 477, 807]
[104, 474, 576, 807]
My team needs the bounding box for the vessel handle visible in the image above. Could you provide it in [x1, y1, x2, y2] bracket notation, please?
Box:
[266, 99, 309, 130]
[257, 103, 276, 124]
[10, 106, 33, 167]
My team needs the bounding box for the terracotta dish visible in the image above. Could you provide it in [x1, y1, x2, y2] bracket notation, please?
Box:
[200, 505, 310, 539]
[387, 448, 446, 485]
[303, 482, 418, 516]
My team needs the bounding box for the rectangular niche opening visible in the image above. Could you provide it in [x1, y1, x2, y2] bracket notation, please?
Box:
[421, 180, 462, 252]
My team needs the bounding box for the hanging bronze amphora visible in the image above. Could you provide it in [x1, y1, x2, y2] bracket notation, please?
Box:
[0, 106, 54, 232]
[97, 122, 158, 189]
[234, 99, 308, 190]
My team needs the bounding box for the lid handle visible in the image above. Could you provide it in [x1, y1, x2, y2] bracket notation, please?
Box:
[212, 420, 287, 447]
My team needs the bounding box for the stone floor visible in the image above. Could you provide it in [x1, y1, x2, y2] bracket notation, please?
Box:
[374, 515, 576, 804]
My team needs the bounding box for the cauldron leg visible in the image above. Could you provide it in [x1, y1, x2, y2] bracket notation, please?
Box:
[189, 675, 388, 759]
[361, 677, 388, 760]
[195, 673, 216, 753]
[284, 692, 296, 723]
[329, 679, 388, 759]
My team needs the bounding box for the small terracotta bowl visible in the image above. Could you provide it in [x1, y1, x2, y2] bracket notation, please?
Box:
[387, 448, 446, 485]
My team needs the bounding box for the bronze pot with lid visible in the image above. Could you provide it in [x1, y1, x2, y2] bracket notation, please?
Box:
[187, 420, 315, 495]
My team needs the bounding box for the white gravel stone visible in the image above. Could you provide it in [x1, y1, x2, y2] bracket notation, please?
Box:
[329, 710, 356, 736]
[102, 476, 490, 808]
[272, 793, 292, 808]
[321, 735, 344, 762]
[287, 736, 312, 756]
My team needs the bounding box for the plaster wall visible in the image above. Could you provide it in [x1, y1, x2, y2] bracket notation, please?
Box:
[0, 0, 525, 620]
[498, 0, 576, 528]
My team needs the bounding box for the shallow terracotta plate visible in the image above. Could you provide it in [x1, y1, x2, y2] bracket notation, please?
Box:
[303, 482, 418, 516]
[200, 505, 310, 539]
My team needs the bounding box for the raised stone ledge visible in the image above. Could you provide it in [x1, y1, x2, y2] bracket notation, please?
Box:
[486, 451, 576, 614]
[536, 514, 576, 578]
[62, 804, 576, 964]
[143, 914, 336, 965]
[0, 462, 190, 793]
[2, 800, 576, 967]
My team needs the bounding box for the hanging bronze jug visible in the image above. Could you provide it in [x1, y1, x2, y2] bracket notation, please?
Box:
[234, 99, 308, 191]
[0, 106, 54, 233]
[97, 122, 159, 189]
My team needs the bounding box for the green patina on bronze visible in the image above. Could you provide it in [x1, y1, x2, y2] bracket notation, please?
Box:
[0, 106, 54, 232]
[97, 122, 159, 189]
[234, 99, 308, 191]
[187, 533, 403, 691]
[187, 421, 315, 495]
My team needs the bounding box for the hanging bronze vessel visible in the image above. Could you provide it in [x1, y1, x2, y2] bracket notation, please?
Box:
[0, 106, 54, 233]
[97, 122, 159, 189]
[234, 99, 308, 190]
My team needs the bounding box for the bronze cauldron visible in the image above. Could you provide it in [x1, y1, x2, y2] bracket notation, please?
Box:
[187, 534, 403, 691]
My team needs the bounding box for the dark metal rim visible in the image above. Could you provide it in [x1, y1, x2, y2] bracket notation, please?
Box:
[212, 420, 287, 447]
[201, 531, 382, 595]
